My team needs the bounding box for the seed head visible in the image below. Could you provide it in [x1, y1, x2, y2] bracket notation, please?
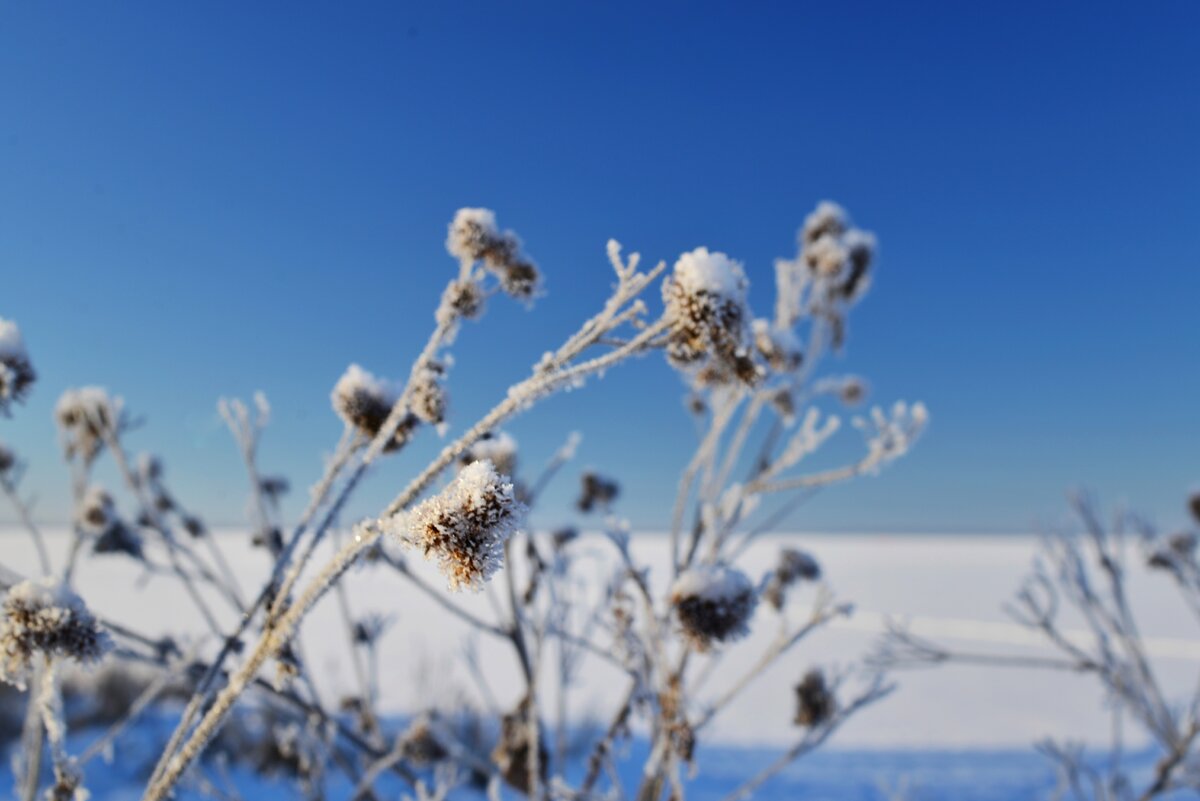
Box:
[331, 364, 414, 450]
[763, 549, 821, 610]
[670, 565, 757, 651]
[800, 202, 876, 301]
[492, 695, 547, 794]
[0, 318, 36, 416]
[0, 579, 110, 689]
[576, 470, 620, 513]
[410, 362, 448, 426]
[389, 460, 526, 591]
[793, 669, 835, 727]
[663, 248, 761, 388]
[446, 208, 542, 301]
[55, 387, 120, 464]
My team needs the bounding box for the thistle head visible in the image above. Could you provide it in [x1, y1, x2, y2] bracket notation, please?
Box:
[801, 202, 876, 302]
[0, 579, 110, 689]
[670, 564, 757, 651]
[331, 364, 414, 450]
[0, 318, 36, 416]
[576, 470, 619, 513]
[793, 669, 835, 727]
[763, 548, 821, 610]
[446, 208, 542, 302]
[663, 248, 761, 388]
[55, 387, 120, 464]
[388, 460, 526, 591]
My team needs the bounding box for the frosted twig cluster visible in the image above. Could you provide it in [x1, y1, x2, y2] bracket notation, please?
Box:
[0, 201, 924, 801]
[875, 491, 1200, 800]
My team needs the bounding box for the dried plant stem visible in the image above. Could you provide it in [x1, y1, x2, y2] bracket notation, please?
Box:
[1, 479, 51, 576]
[143, 321, 667, 801]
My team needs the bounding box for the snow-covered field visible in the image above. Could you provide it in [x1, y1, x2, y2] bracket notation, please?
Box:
[3, 527, 1198, 797]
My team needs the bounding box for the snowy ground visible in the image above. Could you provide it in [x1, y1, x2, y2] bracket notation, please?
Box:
[2, 527, 1198, 797]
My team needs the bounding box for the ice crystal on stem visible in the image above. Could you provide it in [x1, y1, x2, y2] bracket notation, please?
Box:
[388, 460, 526, 591]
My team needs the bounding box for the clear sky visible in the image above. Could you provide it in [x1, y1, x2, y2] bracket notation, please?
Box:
[1, 1, 1197, 534]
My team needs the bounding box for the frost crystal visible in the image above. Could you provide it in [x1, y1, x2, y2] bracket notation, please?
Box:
[670, 565, 757, 651]
[0, 318, 35, 415]
[0, 580, 110, 689]
[390, 460, 526, 591]
[663, 248, 761, 387]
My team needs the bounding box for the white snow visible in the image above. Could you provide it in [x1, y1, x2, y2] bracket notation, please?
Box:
[673, 247, 748, 299]
[2, 528, 1197, 750]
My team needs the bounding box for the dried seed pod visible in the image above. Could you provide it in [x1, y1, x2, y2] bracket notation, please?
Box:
[389, 460, 526, 591]
[0, 580, 110, 689]
[794, 669, 835, 727]
[670, 565, 757, 651]
[0, 318, 35, 416]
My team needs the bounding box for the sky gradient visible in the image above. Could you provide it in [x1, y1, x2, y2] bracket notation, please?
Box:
[2, 1, 1198, 533]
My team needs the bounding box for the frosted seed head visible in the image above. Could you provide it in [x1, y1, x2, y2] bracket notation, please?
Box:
[437, 278, 486, 326]
[0, 579, 110, 689]
[77, 486, 117, 535]
[763, 548, 821, 610]
[446, 208, 500, 262]
[409, 363, 448, 426]
[663, 248, 761, 388]
[331, 364, 413, 448]
[0, 318, 35, 415]
[670, 565, 757, 651]
[54, 387, 119, 463]
[389, 460, 527, 591]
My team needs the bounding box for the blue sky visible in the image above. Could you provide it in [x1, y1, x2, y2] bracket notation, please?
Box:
[1, 2, 1197, 533]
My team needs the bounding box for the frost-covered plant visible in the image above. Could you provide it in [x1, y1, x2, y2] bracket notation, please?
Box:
[387, 460, 527, 591]
[0, 317, 36, 416]
[877, 491, 1200, 800]
[0, 580, 109, 691]
[670, 566, 757, 651]
[0, 201, 925, 801]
